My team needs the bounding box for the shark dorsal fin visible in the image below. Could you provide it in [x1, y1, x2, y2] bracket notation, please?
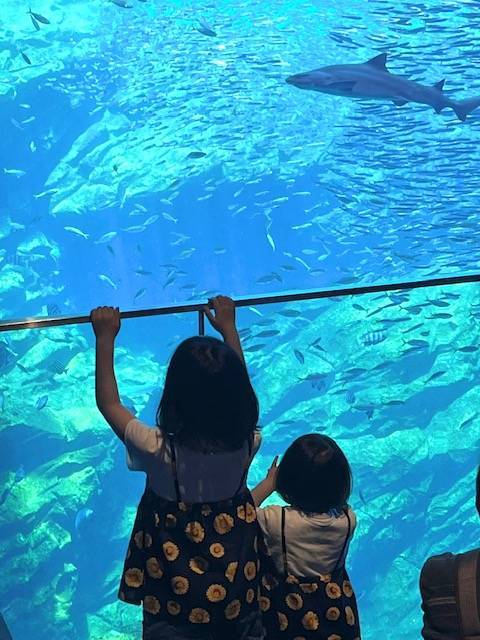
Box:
[433, 79, 445, 92]
[365, 53, 388, 71]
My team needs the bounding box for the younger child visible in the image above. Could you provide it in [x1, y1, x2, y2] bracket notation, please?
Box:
[91, 296, 264, 640]
[252, 434, 361, 640]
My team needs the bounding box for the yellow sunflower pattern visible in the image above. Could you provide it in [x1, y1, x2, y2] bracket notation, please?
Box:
[214, 513, 234, 535]
[206, 584, 227, 602]
[285, 593, 303, 611]
[121, 493, 262, 624]
[143, 595, 161, 615]
[189, 556, 209, 575]
[124, 568, 144, 588]
[225, 599, 241, 620]
[278, 611, 289, 631]
[345, 606, 356, 626]
[185, 521, 205, 543]
[171, 576, 189, 595]
[162, 541, 179, 561]
[167, 600, 181, 616]
[326, 582, 342, 599]
[146, 557, 163, 579]
[209, 542, 225, 558]
[225, 561, 238, 583]
[342, 580, 353, 597]
[302, 611, 319, 631]
[326, 607, 341, 621]
[189, 608, 210, 624]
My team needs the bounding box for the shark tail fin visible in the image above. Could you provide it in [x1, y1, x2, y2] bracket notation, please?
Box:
[452, 97, 480, 122]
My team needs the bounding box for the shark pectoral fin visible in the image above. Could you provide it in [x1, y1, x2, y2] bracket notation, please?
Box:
[433, 79, 446, 92]
[365, 53, 389, 71]
[393, 99, 408, 106]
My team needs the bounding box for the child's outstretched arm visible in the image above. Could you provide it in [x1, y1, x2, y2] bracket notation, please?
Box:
[251, 456, 278, 507]
[203, 295, 246, 367]
[91, 306, 135, 442]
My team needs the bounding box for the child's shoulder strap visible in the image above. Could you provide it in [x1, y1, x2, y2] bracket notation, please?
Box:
[456, 548, 480, 637]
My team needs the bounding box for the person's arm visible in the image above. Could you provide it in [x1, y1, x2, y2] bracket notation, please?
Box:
[91, 306, 135, 442]
[251, 456, 278, 507]
[203, 296, 246, 367]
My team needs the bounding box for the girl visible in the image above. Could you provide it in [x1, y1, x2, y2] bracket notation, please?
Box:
[91, 296, 264, 640]
[252, 434, 361, 640]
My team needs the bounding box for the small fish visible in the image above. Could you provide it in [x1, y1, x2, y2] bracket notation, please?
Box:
[21, 52, 32, 65]
[50, 359, 69, 375]
[35, 395, 48, 410]
[426, 313, 453, 320]
[360, 331, 386, 346]
[248, 307, 263, 317]
[294, 349, 305, 364]
[134, 268, 152, 276]
[109, 0, 133, 7]
[30, 14, 40, 30]
[266, 233, 276, 251]
[162, 212, 178, 223]
[134, 288, 146, 301]
[256, 273, 282, 284]
[64, 226, 89, 239]
[99, 274, 117, 289]
[34, 188, 58, 199]
[425, 370, 446, 383]
[144, 215, 159, 226]
[460, 414, 478, 430]
[405, 339, 429, 349]
[255, 330, 280, 338]
[28, 8, 50, 24]
[196, 20, 217, 37]
[123, 224, 146, 233]
[47, 303, 61, 316]
[457, 345, 478, 353]
[3, 168, 26, 177]
[187, 151, 207, 159]
[94, 231, 117, 244]
[244, 344, 266, 353]
[278, 309, 302, 318]
[74, 507, 93, 531]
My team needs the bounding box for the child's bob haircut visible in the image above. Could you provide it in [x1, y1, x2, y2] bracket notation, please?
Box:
[156, 336, 259, 452]
[276, 434, 352, 513]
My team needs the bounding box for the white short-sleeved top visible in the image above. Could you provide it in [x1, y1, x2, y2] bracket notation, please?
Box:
[124, 419, 262, 503]
[256, 504, 356, 577]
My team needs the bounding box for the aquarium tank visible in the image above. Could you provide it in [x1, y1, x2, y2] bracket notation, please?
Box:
[1, 0, 480, 638]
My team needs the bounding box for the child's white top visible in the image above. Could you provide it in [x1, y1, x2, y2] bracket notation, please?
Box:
[124, 418, 261, 502]
[256, 504, 356, 576]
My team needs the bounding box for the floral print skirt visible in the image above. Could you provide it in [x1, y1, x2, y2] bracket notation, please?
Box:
[118, 486, 262, 630]
[259, 569, 361, 640]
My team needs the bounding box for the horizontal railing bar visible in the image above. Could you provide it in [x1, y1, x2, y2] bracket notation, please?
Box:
[1, 272, 479, 333]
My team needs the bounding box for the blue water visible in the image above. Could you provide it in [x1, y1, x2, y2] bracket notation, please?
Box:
[1, 0, 480, 638]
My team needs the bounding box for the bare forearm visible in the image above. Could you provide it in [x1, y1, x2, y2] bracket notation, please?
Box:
[95, 337, 120, 408]
[222, 328, 246, 367]
[251, 479, 275, 507]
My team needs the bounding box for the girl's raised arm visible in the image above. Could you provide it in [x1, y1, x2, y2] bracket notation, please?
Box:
[91, 306, 135, 442]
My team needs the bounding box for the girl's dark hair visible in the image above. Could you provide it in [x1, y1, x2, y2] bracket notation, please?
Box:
[276, 434, 352, 513]
[156, 336, 259, 452]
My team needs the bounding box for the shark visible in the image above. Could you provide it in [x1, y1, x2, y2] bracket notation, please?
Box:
[286, 53, 480, 121]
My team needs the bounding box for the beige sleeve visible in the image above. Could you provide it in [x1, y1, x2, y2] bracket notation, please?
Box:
[124, 419, 162, 471]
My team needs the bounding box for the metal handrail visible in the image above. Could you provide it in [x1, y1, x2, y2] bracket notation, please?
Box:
[1, 272, 479, 333]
